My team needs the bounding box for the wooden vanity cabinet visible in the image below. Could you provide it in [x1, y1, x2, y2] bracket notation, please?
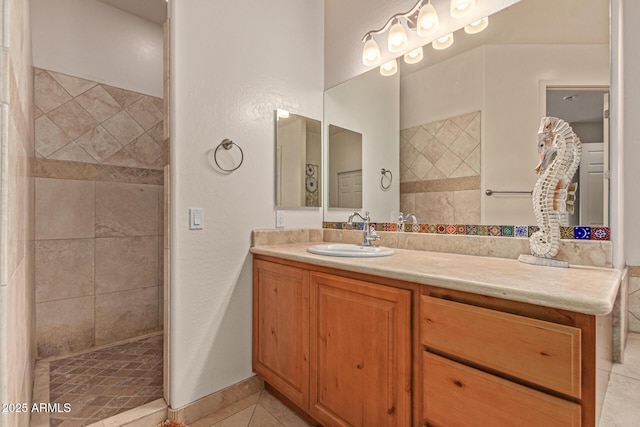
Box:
[420, 287, 601, 427]
[253, 254, 609, 427]
[253, 256, 413, 427]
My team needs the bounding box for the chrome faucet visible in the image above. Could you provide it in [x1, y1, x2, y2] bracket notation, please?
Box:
[399, 212, 418, 224]
[347, 211, 380, 246]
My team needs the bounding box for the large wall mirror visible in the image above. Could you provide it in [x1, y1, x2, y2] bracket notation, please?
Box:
[276, 110, 322, 208]
[323, 0, 610, 226]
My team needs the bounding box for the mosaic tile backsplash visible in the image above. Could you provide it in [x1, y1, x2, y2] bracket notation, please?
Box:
[322, 222, 611, 241]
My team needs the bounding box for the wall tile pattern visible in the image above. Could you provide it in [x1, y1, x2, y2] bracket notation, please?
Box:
[400, 112, 481, 223]
[0, 0, 36, 425]
[34, 69, 165, 358]
[35, 68, 163, 170]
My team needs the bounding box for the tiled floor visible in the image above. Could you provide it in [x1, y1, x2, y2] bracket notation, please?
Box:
[189, 390, 310, 427]
[191, 333, 640, 427]
[600, 332, 640, 426]
[47, 334, 163, 426]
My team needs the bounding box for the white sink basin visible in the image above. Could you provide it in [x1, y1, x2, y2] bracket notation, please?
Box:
[307, 243, 395, 258]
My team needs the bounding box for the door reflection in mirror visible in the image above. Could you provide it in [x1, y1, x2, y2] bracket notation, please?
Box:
[328, 124, 363, 208]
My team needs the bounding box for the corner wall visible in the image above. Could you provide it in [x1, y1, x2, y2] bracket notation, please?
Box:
[0, 0, 36, 425]
[169, 0, 324, 409]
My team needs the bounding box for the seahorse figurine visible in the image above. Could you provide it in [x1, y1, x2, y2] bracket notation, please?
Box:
[527, 117, 581, 261]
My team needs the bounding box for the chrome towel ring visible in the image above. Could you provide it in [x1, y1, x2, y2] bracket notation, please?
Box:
[214, 139, 244, 172]
[380, 168, 392, 190]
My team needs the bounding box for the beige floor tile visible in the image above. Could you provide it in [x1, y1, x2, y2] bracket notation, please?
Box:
[211, 406, 256, 427]
[258, 393, 309, 427]
[248, 405, 281, 427]
[190, 392, 262, 427]
[600, 372, 640, 426]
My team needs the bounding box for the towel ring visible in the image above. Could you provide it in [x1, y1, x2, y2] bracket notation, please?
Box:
[214, 139, 244, 172]
[380, 168, 392, 190]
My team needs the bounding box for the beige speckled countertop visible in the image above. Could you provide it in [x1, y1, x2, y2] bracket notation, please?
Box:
[250, 243, 621, 316]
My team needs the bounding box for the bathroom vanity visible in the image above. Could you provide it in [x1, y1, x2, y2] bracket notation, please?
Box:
[250, 241, 621, 427]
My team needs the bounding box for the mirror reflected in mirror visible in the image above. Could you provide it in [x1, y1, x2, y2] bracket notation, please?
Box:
[276, 110, 322, 208]
[323, 0, 609, 227]
[328, 124, 363, 209]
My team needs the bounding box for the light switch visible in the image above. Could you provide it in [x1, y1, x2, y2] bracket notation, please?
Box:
[189, 208, 203, 230]
[276, 210, 285, 228]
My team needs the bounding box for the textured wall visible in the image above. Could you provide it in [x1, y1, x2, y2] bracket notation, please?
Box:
[33, 70, 164, 358]
[0, 0, 36, 425]
[169, 0, 324, 409]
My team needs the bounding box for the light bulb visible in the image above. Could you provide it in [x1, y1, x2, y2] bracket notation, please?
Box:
[380, 59, 398, 77]
[404, 47, 424, 64]
[362, 37, 381, 66]
[464, 16, 489, 34]
[388, 20, 408, 52]
[416, 3, 439, 37]
[450, 0, 476, 18]
[432, 33, 454, 50]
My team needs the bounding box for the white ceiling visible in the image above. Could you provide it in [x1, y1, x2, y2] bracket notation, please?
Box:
[547, 89, 608, 124]
[400, 0, 609, 75]
[97, 0, 167, 25]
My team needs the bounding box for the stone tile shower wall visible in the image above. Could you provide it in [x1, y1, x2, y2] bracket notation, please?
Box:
[1, 0, 36, 425]
[34, 69, 164, 358]
[399, 111, 481, 224]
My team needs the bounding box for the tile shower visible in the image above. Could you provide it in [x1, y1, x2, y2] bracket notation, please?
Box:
[399, 111, 481, 224]
[32, 68, 165, 424]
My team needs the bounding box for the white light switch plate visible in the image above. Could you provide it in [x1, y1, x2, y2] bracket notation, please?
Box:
[189, 208, 203, 230]
[276, 210, 285, 228]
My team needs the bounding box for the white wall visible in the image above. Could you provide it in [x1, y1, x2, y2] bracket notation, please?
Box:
[30, 0, 163, 97]
[324, 69, 399, 223]
[621, 0, 640, 266]
[170, 0, 324, 409]
[401, 46, 484, 129]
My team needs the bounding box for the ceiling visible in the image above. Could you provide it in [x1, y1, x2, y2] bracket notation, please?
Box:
[97, 0, 167, 25]
[400, 0, 609, 75]
[546, 89, 608, 124]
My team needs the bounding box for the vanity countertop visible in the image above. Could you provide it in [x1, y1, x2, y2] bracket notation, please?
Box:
[250, 243, 621, 316]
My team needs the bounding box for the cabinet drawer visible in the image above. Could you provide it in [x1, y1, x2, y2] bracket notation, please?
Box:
[420, 295, 581, 397]
[423, 351, 581, 427]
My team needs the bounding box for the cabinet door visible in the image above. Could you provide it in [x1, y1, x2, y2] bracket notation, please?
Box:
[310, 272, 411, 427]
[253, 259, 309, 409]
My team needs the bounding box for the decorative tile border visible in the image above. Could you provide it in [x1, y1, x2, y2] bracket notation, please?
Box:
[322, 222, 611, 240]
[34, 158, 164, 185]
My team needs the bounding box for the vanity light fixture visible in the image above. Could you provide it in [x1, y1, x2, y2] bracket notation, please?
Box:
[432, 33, 454, 50]
[361, 0, 440, 66]
[450, 0, 476, 18]
[388, 19, 408, 52]
[404, 47, 424, 64]
[464, 16, 489, 34]
[380, 59, 398, 76]
[362, 34, 381, 66]
[416, 1, 439, 36]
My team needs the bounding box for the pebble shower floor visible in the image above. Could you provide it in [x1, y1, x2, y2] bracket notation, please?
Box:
[47, 334, 162, 426]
